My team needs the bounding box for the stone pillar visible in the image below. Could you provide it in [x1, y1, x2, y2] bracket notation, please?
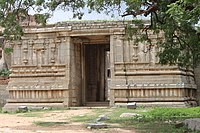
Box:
[109, 35, 115, 106]
[109, 34, 126, 106]
[63, 36, 72, 106]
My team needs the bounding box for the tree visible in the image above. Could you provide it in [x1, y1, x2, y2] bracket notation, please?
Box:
[0, 0, 86, 69]
[0, 0, 85, 40]
[87, 0, 200, 68]
[0, 0, 199, 68]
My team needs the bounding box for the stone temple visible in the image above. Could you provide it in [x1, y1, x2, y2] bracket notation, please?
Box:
[2, 21, 200, 111]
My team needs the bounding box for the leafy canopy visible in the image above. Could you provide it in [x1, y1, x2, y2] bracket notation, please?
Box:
[0, 0, 85, 40]
[0, 0, 199, 67]
[87, 0, 200, 67]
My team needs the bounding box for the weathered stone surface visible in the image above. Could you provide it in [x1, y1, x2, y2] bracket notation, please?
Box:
[0, 85, 8, 107]
[29, 106, 44, 110]
[120, 113, 142, 118]
[96, 115, 110, 121]
[127, 102, 137, 109]
[86, 122, 108, 129]
[184, 118, 200, 131]
[3, 103, 64, 112]
[17, 106, 28, 112]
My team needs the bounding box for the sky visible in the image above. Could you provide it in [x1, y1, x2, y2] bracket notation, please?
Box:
[45, 4, 149, 24]
[47, 10, 127, 24]
[28, 2, 149, 24]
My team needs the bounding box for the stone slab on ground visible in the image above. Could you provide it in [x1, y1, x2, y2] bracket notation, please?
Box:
[18, 106, 28, 112]
[86, 122, 108, 129]
[127, 102, 137, 109]
[120, 113, 142, 118]
[2, 103, 64, 112]
[96, 114, 110, 121]
[184, 118, 200, 131]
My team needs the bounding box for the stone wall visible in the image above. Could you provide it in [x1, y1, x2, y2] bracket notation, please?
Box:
[2, 20, 198, 110]
[0, 79, 8, 107]
[194, 66, 200, 105]
[109, 34, 197, 107]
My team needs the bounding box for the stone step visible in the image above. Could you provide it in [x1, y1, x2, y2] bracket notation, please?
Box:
[85, 102, 109, 107]
[2, 103, 65, 112]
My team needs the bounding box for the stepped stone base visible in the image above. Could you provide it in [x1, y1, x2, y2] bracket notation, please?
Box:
[2, 103, 65, 112]
[114, 101, 197, 108]
[84, 102, 109, 107]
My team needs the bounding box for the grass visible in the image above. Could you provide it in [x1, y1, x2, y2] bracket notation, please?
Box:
[17, 112, 44, 117]
[70, 107, 200, 133]
[142, 107, 200, 120]
[33, 121, 68, 127]
[71, 108, 109, 123]
[1, 106, 200, 132]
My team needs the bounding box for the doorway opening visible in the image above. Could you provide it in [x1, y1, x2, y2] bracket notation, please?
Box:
[82, 43, 110, 105]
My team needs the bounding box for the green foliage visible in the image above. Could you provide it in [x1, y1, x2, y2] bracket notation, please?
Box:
[0, 0, 199, 67]
[0, 68, 10, 76]
[0, 0, 86, 40]
[18, 112, 43, 117]
[71, 107, 200, 132]
[142, 107, 200, 121]
[4, 48, 13, 54]
[88, 0, 200, 67]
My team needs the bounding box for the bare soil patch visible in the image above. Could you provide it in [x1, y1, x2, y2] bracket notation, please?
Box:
[0, 109, 135, 133]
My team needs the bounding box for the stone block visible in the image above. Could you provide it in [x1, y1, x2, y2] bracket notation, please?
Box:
[96, 115, 109, 122]
[184, 118, 200, 131]
[120, 113, 142, 118]
[18, 106, 28, 112]
[127, 102, 137, 109]
[86, 122, 108, 129]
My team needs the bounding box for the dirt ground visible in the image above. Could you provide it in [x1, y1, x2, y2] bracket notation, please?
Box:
[0, 109, 136, 133]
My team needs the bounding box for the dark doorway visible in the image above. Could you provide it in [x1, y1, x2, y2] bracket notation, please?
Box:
[84, 44, 109, 102]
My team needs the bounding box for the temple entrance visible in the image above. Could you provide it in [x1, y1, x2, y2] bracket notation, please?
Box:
[82, 43, 110, 105]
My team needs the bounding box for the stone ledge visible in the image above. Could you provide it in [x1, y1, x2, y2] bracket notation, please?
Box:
[3, 103, 65, 112]
[114, 101, 196, 107]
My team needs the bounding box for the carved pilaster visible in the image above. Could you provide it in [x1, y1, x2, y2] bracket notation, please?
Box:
[49, 39, 56, 64]
[22, 41, 28, 65]
[150, 44, 156, 65]
[17, 41, 22, 65]
[114, 35, 124, 62]
[44, 39, 50, 65]
[28, 39, 34, 65]
[55, 38, 61, 64]
[50, 47, 56, 63]
[132, 44, 138, 62]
